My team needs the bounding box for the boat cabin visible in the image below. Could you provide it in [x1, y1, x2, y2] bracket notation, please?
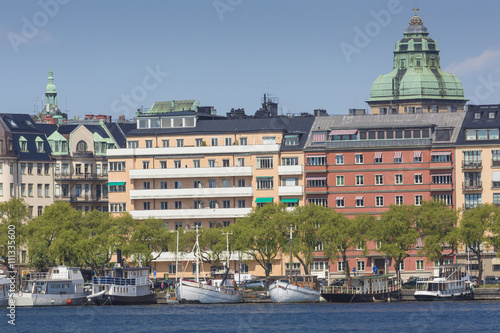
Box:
[20, 266, 84, 295]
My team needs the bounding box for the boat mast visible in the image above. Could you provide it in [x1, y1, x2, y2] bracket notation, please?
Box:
[176, 229, 179, 282]
[195, 226, 201, 283]
[222, 231, 233, 269]
[289, 225, 293, 281]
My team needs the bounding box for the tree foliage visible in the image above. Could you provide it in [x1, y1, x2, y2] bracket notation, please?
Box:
[0, 198, 30, 268]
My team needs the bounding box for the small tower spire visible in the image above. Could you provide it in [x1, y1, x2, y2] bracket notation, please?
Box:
[45, 69, 58, 112]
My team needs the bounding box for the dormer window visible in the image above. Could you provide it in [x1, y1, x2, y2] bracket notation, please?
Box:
[19, 136, 28, 152]
[8, 119, 17, 128]
[400, 59, 406, 68]
[415, 57, 422, 67]
[474, 112, 482, 120]
[76, 140, 88, 152]
[489, 112, 496, 119]
[284, 135, 299, 146]
[430, 58, 436, 67]
[35, 136, 44, 153]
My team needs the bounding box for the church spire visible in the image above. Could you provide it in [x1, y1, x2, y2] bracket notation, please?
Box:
[45, 69, 58, 110]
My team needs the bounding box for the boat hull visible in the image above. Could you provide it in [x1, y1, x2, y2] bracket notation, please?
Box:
[269, 281, 320, 303]
[175, 280, 243, 304]
[13, 293, 89, 307]
[94, 292, 156, 305]
[321, 290, 401, 303]
[414, 291, 474, 301]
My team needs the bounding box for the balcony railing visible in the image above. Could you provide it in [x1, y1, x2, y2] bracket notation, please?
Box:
[326, 138, 431, 149]
[69, 195, 107, 203]
[73, 151, 94, 158]
[55, 173, 108, 181]
[462, 181, 482, 191]
[462, 161, 482, 170]
[463, 203, 480, 211]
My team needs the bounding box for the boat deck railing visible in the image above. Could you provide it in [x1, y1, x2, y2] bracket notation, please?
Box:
[29, 272, 49, 280]
[320, 284, 400, 294]
[93, 276, 148, 286]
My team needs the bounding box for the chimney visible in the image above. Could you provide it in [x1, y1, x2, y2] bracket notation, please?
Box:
[314, 109, 328, 117]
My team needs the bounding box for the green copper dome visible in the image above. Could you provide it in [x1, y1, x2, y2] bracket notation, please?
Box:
[367, 12, 467, 103]
[45, 69, 57, 94]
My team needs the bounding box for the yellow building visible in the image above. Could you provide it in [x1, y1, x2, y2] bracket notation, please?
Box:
[107, 109, 315, 279]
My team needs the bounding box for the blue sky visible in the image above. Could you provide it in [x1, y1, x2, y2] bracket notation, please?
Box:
[2, 0, 500, 119]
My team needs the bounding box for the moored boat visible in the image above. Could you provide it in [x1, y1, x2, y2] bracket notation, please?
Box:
[269, 276, 320, 303]
[320, 274, 400, 303]
[89, 251, 156, 305]
[175, 228, 243, 304]
[0, 270, 12, 307]
[13, 266, 89, 307]
[414, 264, 474, 301]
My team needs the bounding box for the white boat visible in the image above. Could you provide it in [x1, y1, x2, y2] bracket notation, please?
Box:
[88, 250, 156, 305]
[175, 228, 243, 304]
[269, 226, 320, 303]
[414, 264, 474, 301]
[1, 270, 12, 307]
[269, 277, 320, 303]
[13, 266, 89, 307]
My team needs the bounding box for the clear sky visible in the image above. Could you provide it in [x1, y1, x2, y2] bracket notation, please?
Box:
[2, 0, 500, 120]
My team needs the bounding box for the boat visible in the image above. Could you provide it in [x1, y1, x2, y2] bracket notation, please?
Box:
[414, 264, 474, 301]
[320, 274, 401, 303]
[13, 266, 89, 307]
[175, 228, 243, 304]
[269, 226, 320, 303]
[89, 250, 156, 305]
[269, 276, 320, 303]
[1, 270, 12, 307]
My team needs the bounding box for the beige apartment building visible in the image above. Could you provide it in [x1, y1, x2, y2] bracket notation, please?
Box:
[107, 109, 315, 279]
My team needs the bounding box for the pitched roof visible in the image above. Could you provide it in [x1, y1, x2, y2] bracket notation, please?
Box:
[12, 133, 52, 161]
[84, 125, 109, 138]
[1, 114, 40, 133]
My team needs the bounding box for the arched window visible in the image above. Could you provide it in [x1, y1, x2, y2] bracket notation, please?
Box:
[76, 140, 88, 152]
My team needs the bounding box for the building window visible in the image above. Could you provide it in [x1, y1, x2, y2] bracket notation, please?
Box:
[145, 140, 153, 148]
[355, 197, 364, 207]
[160, 181, 168, 189]
[336, 175, 344, 186]
[240, 137, 247, 145]
[336, 154, 344, 165]
[143, 181, 151, 189]
[175, 201, 182, 209]
[463, 151, 482, 165]
[237, 158, 245, 167]
[45, 184, 50, 197]
[27, 184, 33, 197]
[168, 264, 176, 274]
[431, 153, 452, 162]
[465, 194, 482, 209]
[36, 163, 42, 175]
[308, 198, 328, 207]
[174, 181, 181, 189]
[176, 139, 184, 147]
[338, 262, 345, 272]
[222, 159, 230, 167]
[225, 137, 232, 146]
[193, 160, 200, 168]
[195, 138, 203, 146]
[394, 153, 402, 163]
[222, 179, 230, 187]
[162, 140, 170, 148]
[355, 175, 364, 186]
[414, 174, 423, 184]
[110, 203, 126, 212]
[143, 161, 149, 169]
[375, 175, 383, 185]
[400, 261, 405, 271]
[263, 136, 276, 145]
[374, 153, 383, 164]
[223, 200, 230, 208]
[413, 152, 422, 163]
[127, 140, 139, 148]
[20, 163, 26, 175]
[256, 156, 273, 169]
[211, 138, 218, 146]
[308, 177, 327, 187]
[395, 195, 404, 205]
[336, 197, 344, 208]
[355, 154, 363, 164]
[109, 162, 126, 171]
[160, 161, 167, 169]
[143, 202, 150, 210]
[208, 159, 216, 168]
[237, 179, 245, 187]
[256, 177, 273, 190]
[284, 135, 299, 146]
[28, 163, 33, 175]
[415, 195, 423, 206]
[416, 260, 424, 270]
[76, 140, 88, 152]
[395, 174, 403, 185]
[174, 160, 181, 168]
[37, 184, 42, 197]
[208, 180, 216, 188]
[307, 156, 326, 166]
[238, 200, 246, 208]
[375, 196, 384, 207]
[357, 261, 365, 272]
[432, 174, 452, 184]
[494, 194, 500, 205]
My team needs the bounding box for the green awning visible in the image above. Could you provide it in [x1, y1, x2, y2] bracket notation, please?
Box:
[281, 198, 299, 203]
[108, 182, 126, 186]
[255, 197, 273, 203]
[256, 176, 273, 179]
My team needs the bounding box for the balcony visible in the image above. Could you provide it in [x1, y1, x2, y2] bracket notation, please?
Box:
[131, 207, 252, 220]
[278, 186, 303, 196]
[58, 195, 108, 203]
[463, 203, 480, 211]
[129, 166, 253, 179]
[278, 165, 303, 176]
[462, 161, 482, 170]
[55, 173, 108, 181]
[130, 187, 253, 200]
[107, 144, 281, 157]
[462, 181, 482, 191]
[73, 151, 94, 158]
[326, 138, 431, 149]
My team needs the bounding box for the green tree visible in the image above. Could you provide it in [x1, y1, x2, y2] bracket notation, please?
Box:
[373, 204, 419, 283]
[319, 211, 373, 278]
[289, 204, 332, 275]
[458, 204, 497, 283]
[0, 198, 30, 268]
[232, 203, 288, 285]
[26, 201, 84, 269]
[415, 200, 459, 266]
[199, 227, 227, 267]
[125, 217, 172, 267]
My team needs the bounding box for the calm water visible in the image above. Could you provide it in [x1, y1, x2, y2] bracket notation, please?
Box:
[2, 301, 499, 332]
